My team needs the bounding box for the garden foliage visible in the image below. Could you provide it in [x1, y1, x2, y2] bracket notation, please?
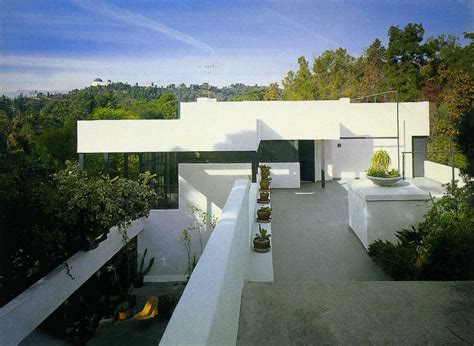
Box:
[369, 182, 474, 280]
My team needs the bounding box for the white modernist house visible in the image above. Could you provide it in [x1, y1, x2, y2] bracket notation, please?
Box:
[77, 97, 430, 280]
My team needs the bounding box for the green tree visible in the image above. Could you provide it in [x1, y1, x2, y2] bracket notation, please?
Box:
[385, 23, 426, 101]
[90, 107, 138, 120]
[283, 56, 314, 100]
[312, 48, 357, 99]
[457, 108, 474, 177]
[355, 39, 386, 96]
[264, 83, 282, 100]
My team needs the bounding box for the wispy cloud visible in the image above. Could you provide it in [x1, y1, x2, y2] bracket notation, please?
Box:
[69, 0, 215, 55]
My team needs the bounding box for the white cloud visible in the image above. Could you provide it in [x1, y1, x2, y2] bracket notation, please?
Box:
[69, 0, 215, 55]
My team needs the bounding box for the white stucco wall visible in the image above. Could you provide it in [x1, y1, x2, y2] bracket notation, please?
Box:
[160, 179, 250, 345]
[139, 163, 252, 281]
[0, 220, 144, 346]
[348, 181, 431, 249]
[424, 160, 465, 187]
[77, 99, 429, 158]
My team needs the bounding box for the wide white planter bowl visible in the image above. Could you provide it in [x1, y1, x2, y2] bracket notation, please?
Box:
[367, 175, 402, 187]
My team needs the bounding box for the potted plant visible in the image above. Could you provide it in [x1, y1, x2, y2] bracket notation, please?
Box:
[260, 177, 272, 190]
[116, 302, 130, 320]
[259, 165, 271, 179]
[253, 224, 271, 253]
[258, 191, 270, 204]
[257, 206, 272, 222]
[366, 150, 402, 186]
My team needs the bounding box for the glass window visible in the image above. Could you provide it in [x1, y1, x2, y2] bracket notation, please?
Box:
[258, 140, 298, 162]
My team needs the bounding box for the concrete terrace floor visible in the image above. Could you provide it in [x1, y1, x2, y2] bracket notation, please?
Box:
[237, 281, 474, 345]
[270, 181, 387, 282]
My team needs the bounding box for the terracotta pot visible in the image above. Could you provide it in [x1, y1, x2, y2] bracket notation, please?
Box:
[253, 239, 271, 253]
[257, 210, 271, 221]
[118, 311, 128, 320]
[259, 192, 269, 201]
[260, 181, 270, 190]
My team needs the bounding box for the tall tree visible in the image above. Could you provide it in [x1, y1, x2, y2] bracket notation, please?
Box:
[355, 39, 386, 97]
[264, 83, 282, 100]
[385, 23, 426, 101]
[282, 56, 314, 100]
[312, 48, 356, 99]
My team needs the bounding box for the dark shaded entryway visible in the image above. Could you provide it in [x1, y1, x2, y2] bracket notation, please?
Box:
[298, 140, 315, 182]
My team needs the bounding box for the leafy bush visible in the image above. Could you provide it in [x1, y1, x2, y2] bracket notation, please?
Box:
[366, 150, 400, 178]
[1, 161, 158, 305]
[370, 150, 391, 171]
[369, 183, 474, 280]
[366, 167, 386, 177]
[368, 227, 422, 280]
[54, 162, 158, 249]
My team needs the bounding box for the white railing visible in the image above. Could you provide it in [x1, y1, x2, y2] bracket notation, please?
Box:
[0, 219, 144, 346]
[160, 179, 251, 345]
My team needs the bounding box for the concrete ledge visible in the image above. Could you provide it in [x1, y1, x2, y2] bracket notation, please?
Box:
[144, 275, 187, 283]
[348, 179, 431, 201]
[0, 219, 144, 346]
[160, 179, 250, 345]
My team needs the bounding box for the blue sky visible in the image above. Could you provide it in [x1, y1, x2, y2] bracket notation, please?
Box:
[0, 0, 472, 92]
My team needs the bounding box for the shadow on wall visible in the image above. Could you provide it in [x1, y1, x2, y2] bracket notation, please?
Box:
[257, 120, 286, 142]
[332, 124, 375, 179]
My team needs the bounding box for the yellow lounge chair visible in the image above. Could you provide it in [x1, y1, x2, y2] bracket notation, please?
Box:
[134, 296, 158, 320]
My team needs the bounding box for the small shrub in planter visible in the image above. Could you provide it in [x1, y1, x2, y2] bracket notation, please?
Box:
[259, 165, 271, 179]
[116, 302, 129, 320]
[257, 206, 272, 222]
[260, 177, 272, 190]
[366, 150, 401, 186]
[253, 224, 271, 253]
[258, 191, 270, 204]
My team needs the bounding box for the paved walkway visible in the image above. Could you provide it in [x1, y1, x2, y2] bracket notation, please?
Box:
[237, 281, 474, 345]
[271, 181, 386, 281]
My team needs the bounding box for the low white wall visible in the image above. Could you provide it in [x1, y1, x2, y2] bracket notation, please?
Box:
[139, 163, 251, 281]
[348, 181, 431, 249]
[259, 162, 300, 188]
[160, 179, 250, 345]
[0, 220, 144, 346]
[424, 161, 465, 187]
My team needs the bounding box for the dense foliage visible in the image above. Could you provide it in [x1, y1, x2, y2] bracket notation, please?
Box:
[369, 182, 474, 280]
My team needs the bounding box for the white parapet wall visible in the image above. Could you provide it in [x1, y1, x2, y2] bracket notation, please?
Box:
[0, 219, 144, 346]
[424, 160, 465, 187]
[160, 179, 250, 345]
